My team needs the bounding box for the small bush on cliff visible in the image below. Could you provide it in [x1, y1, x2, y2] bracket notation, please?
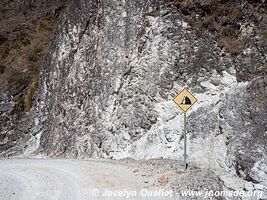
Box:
[36, 21, 49, 32]
[24, 71, 39, 112]
[262, 32, 267, 42]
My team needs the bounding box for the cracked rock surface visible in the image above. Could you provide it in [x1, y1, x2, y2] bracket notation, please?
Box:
[35, 0, 267, 160]
[31, 0, 267, 193]
[0, 0, 266, 199]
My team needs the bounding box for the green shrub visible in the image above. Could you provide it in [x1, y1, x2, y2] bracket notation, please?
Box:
[262, 32, 267, 42]
[36, 21, 48, 32]
[24, 70, 39, 112]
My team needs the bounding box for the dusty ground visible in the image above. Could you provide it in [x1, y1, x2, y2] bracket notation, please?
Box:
[0, 159, 264, 200]
[0, 159, 181, 200]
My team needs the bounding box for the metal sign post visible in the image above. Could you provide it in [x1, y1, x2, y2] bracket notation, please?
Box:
[173, 88, 197, 171]
[184, 112, 187, 171]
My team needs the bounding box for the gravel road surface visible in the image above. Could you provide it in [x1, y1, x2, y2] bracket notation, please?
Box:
[0, 159, 173, 200]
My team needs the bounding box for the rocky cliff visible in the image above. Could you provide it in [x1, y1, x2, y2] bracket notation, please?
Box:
[0, 0, 69, 156]
[34, 0, 267, 158]
[0, 0, 267, 198]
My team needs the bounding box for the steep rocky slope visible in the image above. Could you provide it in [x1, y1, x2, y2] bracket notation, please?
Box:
[33, 0, 266, 159]
[0, 0, 69, 156]
[0, 0, 266, 198]
[33, 0, 267, 197]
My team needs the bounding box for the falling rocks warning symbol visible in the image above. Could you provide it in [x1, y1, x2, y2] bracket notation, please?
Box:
[173, 88, 197, 112]
[181, 96, 191, 105]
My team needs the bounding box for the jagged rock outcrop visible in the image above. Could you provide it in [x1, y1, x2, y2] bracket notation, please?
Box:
[0, 0, 69, 156]
[0, 0, 266, 198]
[34, 0, 266, 159]
[31, 0, 267, 197]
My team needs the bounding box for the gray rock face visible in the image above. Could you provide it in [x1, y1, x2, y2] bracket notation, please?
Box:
[32, 0, 267, 198]
[224, 77, 267, 183]
[34, 0, 266, 160]
[36, 0, 222, 156]
[1, 0, 266, 198]
[0, 90, 33, 157]
[32, 1, 267, 194]
[172, 170, 225, 200]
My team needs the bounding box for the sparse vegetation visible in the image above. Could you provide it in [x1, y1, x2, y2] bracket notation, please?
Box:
[175, 0, 265, 55]
[36, 21, 49, 32]
[0, 0, 70, 112]
[219, 36, 244, 56]
[21, 38, 31, 46]
[24, 72, 39, 112]
[0, 34, 32, 61]
[262, 32, 267, 42]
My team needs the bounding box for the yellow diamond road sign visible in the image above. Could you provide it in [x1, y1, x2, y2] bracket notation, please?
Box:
[173, 88, 197, 112]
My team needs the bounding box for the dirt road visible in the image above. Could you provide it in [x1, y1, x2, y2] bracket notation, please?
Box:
[0, 159, 173, 200]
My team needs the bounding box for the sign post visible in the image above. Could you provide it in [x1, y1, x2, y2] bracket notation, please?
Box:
[184, 112, 186, 171]
[173, 88, 197, 171]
